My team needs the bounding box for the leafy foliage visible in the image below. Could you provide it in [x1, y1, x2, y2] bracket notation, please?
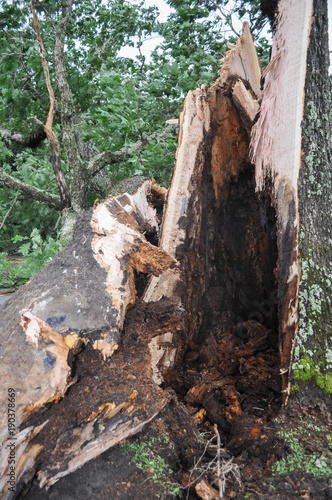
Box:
[0, 0, 272, 261]
[0, 228, 66, 288]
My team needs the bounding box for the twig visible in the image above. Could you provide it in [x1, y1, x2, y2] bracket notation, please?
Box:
[184, 429, 243, 499]
[186, 434, 217, 500]
[86, 129, 170, 178]
[213, 2, 240, 38]
[214, 424, 223, 499]
[30, 0, 71, 209]
[0, 193, 19, 232]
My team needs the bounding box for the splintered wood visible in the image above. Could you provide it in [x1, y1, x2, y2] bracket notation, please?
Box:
[250, 0, 313, 397]
[90, 180, 175, 358]
[144, 21, 262, 385]
[0, 180, 174, 495]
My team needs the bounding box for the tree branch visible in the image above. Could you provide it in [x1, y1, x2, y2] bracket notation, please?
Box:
[0, 126, 46, 149]
[53, 0, 86, 211]
[213, 2, 240, 38]
[0, 193, 19, 232]
[0, 171, 62, 210]
[86, 131, 169, 178]
[31, 0, 71, 209]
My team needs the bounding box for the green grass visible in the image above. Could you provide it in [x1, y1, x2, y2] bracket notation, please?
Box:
[120, 435, 181, 497]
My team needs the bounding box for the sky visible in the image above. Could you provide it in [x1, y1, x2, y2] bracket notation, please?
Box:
[118, 0, 171, 60]
[119, 0, 332, 70]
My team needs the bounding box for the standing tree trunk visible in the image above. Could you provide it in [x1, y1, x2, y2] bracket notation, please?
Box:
[252, 0, 332, 406]
[0, 1, 331, 498]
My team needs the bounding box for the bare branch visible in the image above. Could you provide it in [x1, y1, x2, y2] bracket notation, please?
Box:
[31, 0, 71, 209]
[86, 130, 170, 178]
[213, 2, 240, 38]
[214, 424, 223, 499]
[20, 58, 48, 106]
[86, 150, 130, 178]
[53, 0, 87, 212]
[0, 171, 62, 210]
[53, 0, 82, 163]
[0, 193, 19, 232]
[0, 126, 46, 149]
[23, 80, 46, 105]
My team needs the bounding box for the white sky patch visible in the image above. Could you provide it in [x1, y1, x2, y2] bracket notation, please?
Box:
[118, 0, 172, 61]
[119, 0, 332, 70]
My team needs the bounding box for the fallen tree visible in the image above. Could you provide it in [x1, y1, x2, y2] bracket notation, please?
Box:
[0, 0, 331, 498]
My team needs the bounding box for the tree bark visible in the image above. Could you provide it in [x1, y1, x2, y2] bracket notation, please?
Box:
[294, 0, 332, 403]
[0, 171, 62, 210]
[251, 0, 332, 406]
[0, 2, 331, 497]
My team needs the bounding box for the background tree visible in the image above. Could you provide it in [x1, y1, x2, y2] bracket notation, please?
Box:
[0, 0, 271, 263]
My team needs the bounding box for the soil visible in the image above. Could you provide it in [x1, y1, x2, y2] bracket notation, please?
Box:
[23, 319, 332, 500]
[24, 397, 331, 500]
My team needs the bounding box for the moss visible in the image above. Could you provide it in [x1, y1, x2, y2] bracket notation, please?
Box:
[294, 233, 332, 394]
[293, 355, 317, 385]
[315, 373, 332, 394]
[291, 383, 300, 393]
[293, 355, 332, 394]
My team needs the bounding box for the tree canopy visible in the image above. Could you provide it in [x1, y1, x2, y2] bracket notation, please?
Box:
[0, 0, 271, 270]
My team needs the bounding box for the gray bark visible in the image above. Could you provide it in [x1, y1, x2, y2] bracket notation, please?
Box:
[293, 0, 332, 403]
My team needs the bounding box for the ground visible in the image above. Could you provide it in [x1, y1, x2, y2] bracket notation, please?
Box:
[1, 289, 330, 500]
[23, 350, 332, 500]
[23, 400, 332, 499]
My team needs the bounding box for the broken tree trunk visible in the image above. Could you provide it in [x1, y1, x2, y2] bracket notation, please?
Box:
[0, 180, 178, 496]
[1, 1, 331, 497]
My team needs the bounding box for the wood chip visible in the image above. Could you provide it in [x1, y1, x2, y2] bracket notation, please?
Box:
[195, 479, 219, 500]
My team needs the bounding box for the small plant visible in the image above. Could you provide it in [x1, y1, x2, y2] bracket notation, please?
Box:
[272, 418, 332, 478]
[120, 435, 181, 497]
[0, 229, 66, 288]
